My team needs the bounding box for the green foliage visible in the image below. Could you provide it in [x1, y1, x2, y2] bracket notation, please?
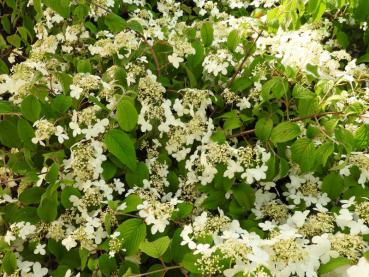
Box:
[1, 0, 369, 276]
[140, 236, 170, 258]
[116, 99, 138, 132]
[104, 129, 137, 171]
[117, 219, 146, 256]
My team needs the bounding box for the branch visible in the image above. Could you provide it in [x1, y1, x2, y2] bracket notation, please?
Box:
[228, 111, 344, 138]
[138, 34, 161, 77]
[131, 265, 182, 277]
[226, 30, 263, 88]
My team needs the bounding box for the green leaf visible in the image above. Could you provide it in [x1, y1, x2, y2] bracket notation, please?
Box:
[45, 163, 60, 185]
[336, 127, 354, 153]
[61, 187, 81, 208]
[116, 99, 138, 132]
[17, 118, 35, 149]
[99, 254, 117, 277]
[7, 34, 21, 48]
[318, 257, 353, 274]
[355, 125, 369, 150]
[321, 172, 344, 199]
[270, 122, 300, 144]
[125, 162, 149, 187]
[104, 129, 137, 171]
[0, 118, 22, 148]
[140, 236, 170, 258]
[233, 183, 255, 211]
[21, 95, 41, 122]
[19, 187, 45, 205]
[255, 118, 273, 140]
[171, 202, 193, 220]
[180, 253, 201, 273]
[3, 251, 17, 274]
[307, 0, 326, 22]
[105, 13, 127, 33]
[0, 59, 9, 74]
[119, 194, 142, 213]
[231, 77, 253, 92]
[44, 0, 70, 18]
[227, 30, 239, 51]
[201, 22, 214, 47]
[290, 138, 316, 172]
[183, 64, 198, 88]
[316, 142, 334, 166]
[261, 77, 288, 101]
[77, 60, 92, 73]
[127, 20, 144, 34]
[79, 248, 90, 270]
[117, 219, 146, 255]
[52, 95, 72, 114]
[37, 183, 58, 222]
[224, 117, 242, 130]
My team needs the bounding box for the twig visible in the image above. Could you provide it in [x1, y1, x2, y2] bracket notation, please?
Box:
[226, 30, 263, 88]
[228, 111, 344, 138]
[0, 172, 48, 185]
[0, 112, 22, 116]
[138, 33, 161, 77]
[131, 265, 182, 277]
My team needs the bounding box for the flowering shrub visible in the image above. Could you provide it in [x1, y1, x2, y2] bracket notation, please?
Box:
[1, 0, 369, 276]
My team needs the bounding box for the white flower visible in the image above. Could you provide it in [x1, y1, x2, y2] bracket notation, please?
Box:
[224, 159, 243, 179]
[341, 196, 355, 208]
[62, 236, 77, 251]
[168, 53, 184, 68]
[347, 257, 369, 277]
[70, 84, 83, 99]
[117, 202, 128, 211]
[34, 243, 46, 255]
[32, 262, 48, 277]
[19, 222, 36, 239]
[236, 97, 251, 110]
[290, 210, 310, 228]
[55, 126, 69, 143]
[242, 165, 268, 184]
[18, 260, 33, 274]
[113, 178, 125, 194]
[4, 231, 16, 244]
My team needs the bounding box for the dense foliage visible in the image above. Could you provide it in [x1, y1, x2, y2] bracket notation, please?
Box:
[1, 0, 369, 276]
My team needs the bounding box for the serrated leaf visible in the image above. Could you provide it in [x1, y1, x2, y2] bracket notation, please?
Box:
[255, 117, 273, 140]
[271, 122, 300, 144]
[355, 125, 369, 150]
[117, 219, 146, 255]
[140, 236, 170, 258]
[316, 142, 334, 166]
[291, 138, 316, 172]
